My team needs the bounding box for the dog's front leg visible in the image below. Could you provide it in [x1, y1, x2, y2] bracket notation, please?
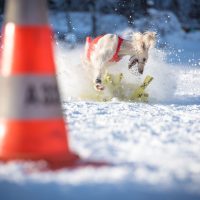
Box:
[93, 65, 106, 91]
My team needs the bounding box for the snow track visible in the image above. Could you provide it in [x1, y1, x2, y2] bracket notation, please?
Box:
[0, 42, 200, 200]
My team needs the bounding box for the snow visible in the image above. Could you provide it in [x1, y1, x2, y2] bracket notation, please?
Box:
[1, 9, 200, 200]
[1, 39, 200, 200]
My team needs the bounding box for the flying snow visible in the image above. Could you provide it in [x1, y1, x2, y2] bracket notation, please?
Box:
[55, 42, 177, 103]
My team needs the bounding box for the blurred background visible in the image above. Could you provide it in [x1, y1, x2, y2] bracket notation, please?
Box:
[0, 0, 200, 45]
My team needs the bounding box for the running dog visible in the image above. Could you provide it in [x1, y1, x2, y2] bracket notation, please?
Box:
[83, 32, 156, 91]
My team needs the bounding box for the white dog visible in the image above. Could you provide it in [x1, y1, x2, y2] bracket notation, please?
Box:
[83, 32, 156, 91]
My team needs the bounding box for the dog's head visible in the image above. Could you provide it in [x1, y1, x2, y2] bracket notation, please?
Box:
[128, 32, 156, 74]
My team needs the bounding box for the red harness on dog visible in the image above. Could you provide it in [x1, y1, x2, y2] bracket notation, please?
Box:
[86, 35, 124, 62]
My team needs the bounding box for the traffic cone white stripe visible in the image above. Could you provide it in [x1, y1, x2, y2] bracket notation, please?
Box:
[0, 75, 63, 119]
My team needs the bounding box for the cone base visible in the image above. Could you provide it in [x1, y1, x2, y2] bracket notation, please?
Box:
[0, 154, 108, 170]
[0, 151, 81, 169]
[0, 119, 107, 169]
[0, 119, 81, 169]
[46, 155, 108, 170]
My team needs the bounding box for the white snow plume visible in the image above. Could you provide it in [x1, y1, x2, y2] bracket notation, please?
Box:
[55, 42, 177, 103]
[55, 43, 93, 101]
[143, 48, 177, 103]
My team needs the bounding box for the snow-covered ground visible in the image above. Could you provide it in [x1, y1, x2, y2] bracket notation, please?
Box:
[1, 10, 200, 200]
[1, 33, 200, 199]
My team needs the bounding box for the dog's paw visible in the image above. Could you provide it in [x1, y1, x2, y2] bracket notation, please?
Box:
[95, 83, 105, 91]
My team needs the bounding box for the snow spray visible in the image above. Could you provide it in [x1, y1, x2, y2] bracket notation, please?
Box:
[55, 43, 177, 103]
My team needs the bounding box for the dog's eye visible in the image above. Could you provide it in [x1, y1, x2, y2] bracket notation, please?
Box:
[135, 59, 138, 62]
[143, 58, 146, 62]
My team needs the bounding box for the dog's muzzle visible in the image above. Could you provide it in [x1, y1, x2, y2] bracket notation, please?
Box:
[128, 56, 144, 74]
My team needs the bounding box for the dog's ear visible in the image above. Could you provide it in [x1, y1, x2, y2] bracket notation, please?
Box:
[132, 32, 144, 51]
[142, 32, 156, 50]
[132, 32, 143, 42]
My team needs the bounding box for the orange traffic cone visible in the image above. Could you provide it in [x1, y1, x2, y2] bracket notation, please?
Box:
[0, 0, 80, 168]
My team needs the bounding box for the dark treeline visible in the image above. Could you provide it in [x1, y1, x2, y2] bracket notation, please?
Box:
[47, 0, 200, 31]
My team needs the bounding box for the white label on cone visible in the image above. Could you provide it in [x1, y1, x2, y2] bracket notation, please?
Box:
[0, 75, 63, 119]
